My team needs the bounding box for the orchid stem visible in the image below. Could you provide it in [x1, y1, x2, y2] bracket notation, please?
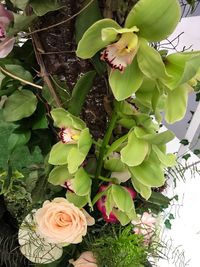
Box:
[95, 106, 118, 179]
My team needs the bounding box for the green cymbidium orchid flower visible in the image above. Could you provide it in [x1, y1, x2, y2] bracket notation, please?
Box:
[135, 52, 200, 124]
[48, 108, 92, 174]
[76, 0, 181, 101]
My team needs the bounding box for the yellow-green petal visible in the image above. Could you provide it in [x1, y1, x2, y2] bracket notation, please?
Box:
[125, 0, 181, 42]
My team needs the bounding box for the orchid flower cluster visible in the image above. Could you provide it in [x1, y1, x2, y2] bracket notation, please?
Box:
[0, 0, 199, 266]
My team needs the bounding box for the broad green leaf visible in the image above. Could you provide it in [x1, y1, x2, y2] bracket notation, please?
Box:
[112, 209, 130, 226]
[148, 191, 170, 206]
[48, 142, 76, 165]
[111, 184, 133, 213]
[48, 165, 70, 185]
[163, 53, 200, 90]
[125, 0, 181, 42]
[72, 168, 91, 196]
[129, 152, 165, 187]
[68, 71, 96, 116]
[8, 14, 37, 36]
[134, 127, 175, 145]
[104, 158, 126, 172]
[152, 145, 176, 167]
[76, 19, 121, 58]
[10, 0, 29, 10]
[4, 64, 33, 82]
[109, 59, 144, 101]
[165, 85, 188, 124]
[8, 130, 31, 153]
[126, 205, 137, 220]
[105, 134, 128, 157]
[30, 0, 61, 16]
[121, 131, 149, 167]
[75, 0, 102, 43]
[131, 175, 151, 200]
[137, 39, 169, 80]
[51, 108, 85, 130]
[66, 191, 88, 208]
[3, 90, 37, 122]
[67, 147, 85, 174]
[78, 128, 92, 155]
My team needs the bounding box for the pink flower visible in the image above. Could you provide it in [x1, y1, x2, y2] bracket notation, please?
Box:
[0, 4, 15, 58]
[132, 212, 156, 245]
[101, 32, 138, 72]
[34, 198, 94, 245]
[59, 127, 81, 144]
[96, 184, 136, 223]
[69, 251, 97, 267]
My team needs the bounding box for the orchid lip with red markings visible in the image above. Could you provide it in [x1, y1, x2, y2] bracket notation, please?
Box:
[101, 32, 138, 72]
[59, 127, 80, 144]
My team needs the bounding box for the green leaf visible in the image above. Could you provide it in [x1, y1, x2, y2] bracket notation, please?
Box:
[48, 142, 76, 165]
[182, 153, 191, 161]
[131, 176, 151, 200]
[72, 168, 91, 196]
[148, 191, 170, 206]
[8, 130, 31, 153]
[165, 85, 188, 124]
[164, 219, 172, 229]
[129, 152, 165, 187]
[3, 90, 37, 122]
[10, 0, 29, 10]
[67, 147, 85, 174]
[75, 0, 102, 43]
[137, 39, 169, 80]
[76, 19, 121, 58]
[51, 108, 86, 130]
[111, 184, 133, 213]
[48, 165, 70, 185]
[194, 149, 200, 155]
[121, 131, 149, 167]
[125, 0, 181, 42]
[68, 71, 96, 116]
[109, 59, 144, 101]
[78, 128, 92, 155]
[180, 139, 189, 146]
[8, 14, 37, 36]
[66, 191, 88, 208]
[30, 0, 61, 16]
[152, 145, 176, 167]
[4, 64, 33, 83]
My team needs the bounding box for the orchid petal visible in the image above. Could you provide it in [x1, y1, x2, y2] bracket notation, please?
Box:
[76, 19, 121, 59]
[101, 26, 139, 42]
[125, 0, 181, 42]
[109, 58, 143, 101]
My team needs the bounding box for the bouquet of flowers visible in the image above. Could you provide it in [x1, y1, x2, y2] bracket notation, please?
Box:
[0, 0, 199, 266]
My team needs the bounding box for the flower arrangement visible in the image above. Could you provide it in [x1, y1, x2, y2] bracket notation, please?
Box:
[0, 0, 199, 266]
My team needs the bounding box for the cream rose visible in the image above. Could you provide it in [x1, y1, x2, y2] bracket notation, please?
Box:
[69, 251, 98, 267]
[34, 198, 94, 245]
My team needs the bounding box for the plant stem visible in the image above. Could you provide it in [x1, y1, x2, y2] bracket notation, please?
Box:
[95, 108, 118, 179]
